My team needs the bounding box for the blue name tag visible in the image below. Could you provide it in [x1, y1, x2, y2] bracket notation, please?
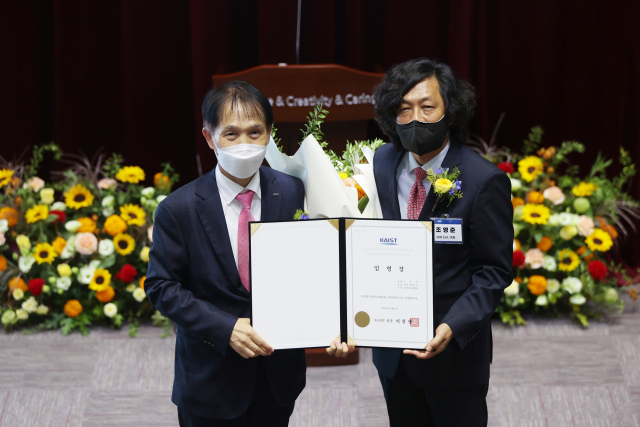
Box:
[431, 218, 463, 244]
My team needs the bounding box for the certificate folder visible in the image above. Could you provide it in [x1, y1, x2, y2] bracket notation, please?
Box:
[249, 218, 434, 350]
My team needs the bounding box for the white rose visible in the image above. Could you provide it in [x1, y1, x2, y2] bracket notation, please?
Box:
[18, 255, 36, 273]
[562, 277, 582, 294]
[156, 195, 167, 203]
[56, 276, 72, 291]
[102, 207, 115, 217]
[15, 309, 29, 321]
[547, 279, 560, 293]
[504, 280, 519, 296]
[510, 178, 522, 192]
[141, 187, 155, 198]
[89, 260, 101, 269]
[21, 297, 38, 313]
[101, 195, 115, 208]
[12, 288, 24, 301]
[36, 305, 49, 315]
[98, 239, 115, 256]
[51, 201, 67, 212]
[65, 220, 82, 233]
[104, 303, 118, 318]
[558, 213, 574, 226]
[0, 219, 8, 233]
[569, 294, 586, 305]
[535, 295, 548, 306]
[542, 256, 557, 272]
[547, 214, 561, 226]
[126, 284, 136, 293]
[61, 244, 76, 259]
[133, 287, 146, 302]
[78, 265, 97, 285]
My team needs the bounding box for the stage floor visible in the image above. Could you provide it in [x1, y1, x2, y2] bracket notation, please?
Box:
[1, 296, 640, 427]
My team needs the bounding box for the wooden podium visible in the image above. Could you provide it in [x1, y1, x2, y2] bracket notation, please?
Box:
[212, 64, 385, 366]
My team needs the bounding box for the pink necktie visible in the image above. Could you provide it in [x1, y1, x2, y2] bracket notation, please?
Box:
[236, 190, 255, 291]
[407, 167, 427, 220]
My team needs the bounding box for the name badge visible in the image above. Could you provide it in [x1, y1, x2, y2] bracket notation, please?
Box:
[431, 218, 463, 244]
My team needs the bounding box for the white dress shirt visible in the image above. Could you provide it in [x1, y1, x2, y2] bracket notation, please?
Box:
[396, 142, 450, 219]
[215, 166, 261, 268]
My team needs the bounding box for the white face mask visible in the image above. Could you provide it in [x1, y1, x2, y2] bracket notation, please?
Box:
[210, 128, 267, 179]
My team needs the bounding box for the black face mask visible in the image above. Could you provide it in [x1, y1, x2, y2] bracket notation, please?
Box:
[395, 114, 449, 156]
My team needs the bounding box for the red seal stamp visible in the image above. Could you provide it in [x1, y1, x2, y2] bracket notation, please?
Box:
[410, 318, 419, 327]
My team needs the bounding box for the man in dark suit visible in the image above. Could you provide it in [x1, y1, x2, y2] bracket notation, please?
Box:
[370, 59, 513, 426]
[145, 81, 306, 427]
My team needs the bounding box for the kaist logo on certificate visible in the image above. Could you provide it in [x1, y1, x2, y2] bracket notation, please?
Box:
[431, 218, 463, 244]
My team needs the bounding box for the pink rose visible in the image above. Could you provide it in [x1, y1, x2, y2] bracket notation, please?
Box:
[542, 186, 565, 205]
[0, 232, 5, 246]
[75, 232, 98, 255]
[98, 178, 117, 190]
[24, 176, 45, 192]
[577, 215, 595, 237]
[525, 248, 544, 269]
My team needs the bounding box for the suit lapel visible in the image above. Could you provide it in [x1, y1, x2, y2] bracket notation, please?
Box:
[376, 146, 405, 220]
[195, 170, 245, 294]
[259, 167, 281, 222]
[418, 142, 464, 220]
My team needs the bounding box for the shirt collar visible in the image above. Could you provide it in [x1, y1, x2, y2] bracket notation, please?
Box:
[215, 166, 262, 206]
[407, 140, 451, 174]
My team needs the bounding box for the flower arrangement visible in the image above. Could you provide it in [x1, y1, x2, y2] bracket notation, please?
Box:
[426, 167, 463, 210]
[0, 144, 176, 336]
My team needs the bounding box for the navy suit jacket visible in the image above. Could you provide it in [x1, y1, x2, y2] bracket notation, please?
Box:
[145, 166, 306, 418]
[372, 142, 513, 389]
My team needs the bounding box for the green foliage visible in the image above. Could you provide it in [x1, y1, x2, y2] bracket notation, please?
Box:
[293, 209, 309, 220]
[499, 310, 527, 326]
[160, 162, 180, 187]
[128, 320, 140, 338]
[103, 153, 124, 178]
[358, 195, 369, 214]
[522, 126, 544, 156]
[271, 124, 284, 153]
[301, 103, 329, 147]
[24, 143, 62, 179]
[152, 310, 172, 338]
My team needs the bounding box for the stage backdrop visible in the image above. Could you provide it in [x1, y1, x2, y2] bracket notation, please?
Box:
[1, 0, 639, 265]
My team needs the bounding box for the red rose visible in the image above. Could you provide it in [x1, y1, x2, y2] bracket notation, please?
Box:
[512, 250, 525, 267]
[50, 210, 66, 223]
[497, 162, 515, 174]
[115, 264, 137, 282]
[588, 260, 608, 281]
[28, 278, 45, 297]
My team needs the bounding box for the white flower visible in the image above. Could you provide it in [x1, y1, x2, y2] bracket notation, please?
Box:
[61, 244, 76, 259]
[504, 280, 519, 296]
[15, 309, 29, 321]
[0, 219, 8, 233]
[569, 294, 586, 305]
[18, 255, 36, 273]
[36, 305, 49, 315]
[101, 195, 115, 208]
[25, 176, 45, 192]
[40, 188, 55, 205]
[141, 187, 155, 198]
[156, 195, 167, 203]
[51, 201, 67, 212]
[510, 178, 522, 192]
[547, 214, 561, 226]
[547, 279, 560, 293]
[104, 303, 118, 318]
[558, 213, 574, 226]
[89, 260, 101, 269]
[102, 207, 115, 217]
[98, 239, 115, 256]
[559, 225, 578, 240]
[535, 295, 548, 306]
[56, 276, 72, 291]
[1, 310, 16, 326]
[126, 284, 136, 292]
[147, 225, 154, 243]
[562, 277, 583, 294]
[65, 220, 82, 233]
[133, 287, 146, 302]
[21, 297, 38, 313]
[0, 233, 5, 246]
[12, 288, 24, 300]
[78, 265, 97, 284]
[542, 256, 557, 272]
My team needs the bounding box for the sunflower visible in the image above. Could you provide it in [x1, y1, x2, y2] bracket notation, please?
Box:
[33, 242, 57, 264]
[64, 184, 95, 209]
[89, 268, 112, 292]
[572, 182, 597, 197]
[25, 205, 49, 224]
[119, 204, 146, 226]
[558, 249, 580, 272]
[0, 169, 14, 188]
[585, 228, 613, 252]
[113, 233, 136, 256]
[116, 166, 145, 184]
[521, 204, 551, 225]
[517, 156, 544, 182]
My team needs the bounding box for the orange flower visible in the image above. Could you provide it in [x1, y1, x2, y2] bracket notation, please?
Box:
[104, 215, 128, 236]
[77, 217, 97, 233]
[154, 172, 172, 190]
[576, 246, 587, 256]
[356, 184, 366, 201]
[511, 197, 525, 209]
[0, 255, 6, 271]
[96, 286, 115, 303]
[52, 236, 67, 255]
[629, 288, 638, 301]
[605, 224, 618, 239]
[8, 277, 28, 292]
[527, 191, 545, 204]
[514, 239, 521, 252]
[139, 275, 146, 290]
[15, 196, 23, 207]
[64, 300, 83, 317]
[527, 275, 547, 296]
[514, 277, 523, 284]
[0, 207, 18, 227]
[537, 146, 556, 160]
[584, 253, 595, 263]
[536, 236, 553, 252]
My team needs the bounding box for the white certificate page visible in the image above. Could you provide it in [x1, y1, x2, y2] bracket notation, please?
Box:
[346, 220, 433, 349]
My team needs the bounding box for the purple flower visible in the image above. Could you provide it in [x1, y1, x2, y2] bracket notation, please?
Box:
[454, 179, 461, 190]
[449, 188, 455, 195]
[300, 214, 309, 220]
[435, 168, 443, 174]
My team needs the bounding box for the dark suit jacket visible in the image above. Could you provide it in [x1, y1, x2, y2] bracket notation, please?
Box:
[372, 142, 513, 389]
[145, 166, 307, 418]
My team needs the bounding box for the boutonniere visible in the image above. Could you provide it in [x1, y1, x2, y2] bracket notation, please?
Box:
[426, 167, 462, 211]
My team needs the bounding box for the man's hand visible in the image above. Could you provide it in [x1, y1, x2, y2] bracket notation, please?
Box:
[229, 318, 274, 359]
[326, 339, 355, 358]
[403, 323, 453, 360]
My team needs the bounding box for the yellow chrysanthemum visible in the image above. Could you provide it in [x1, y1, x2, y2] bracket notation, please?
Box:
[113, 233, 136, 256]
[34, 243, 57, 264]
[558, 249, 580, 272]
[0, 169, 14, 188]
[25, 205, 49, 224]
[77, 217, 97, 233]
[517, 156, 544, 182]
[89, 268, 112, 292]
[572, 182, 597, 197]
[64, 184, 95, 209]
[585, 228, 613, 252]
[116, 166, 146, 184]
[521, 203, 551, 225]
[119, 204, 146, 226]
[52, 236, 67, 255]
[104, 215, 128, 236]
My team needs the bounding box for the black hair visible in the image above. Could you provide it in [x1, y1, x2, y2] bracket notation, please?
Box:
[373, 58, 477, 150]
[201, 80, 273, 132]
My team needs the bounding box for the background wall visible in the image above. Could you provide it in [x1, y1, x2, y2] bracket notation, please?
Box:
[1, 0, 639, 263]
